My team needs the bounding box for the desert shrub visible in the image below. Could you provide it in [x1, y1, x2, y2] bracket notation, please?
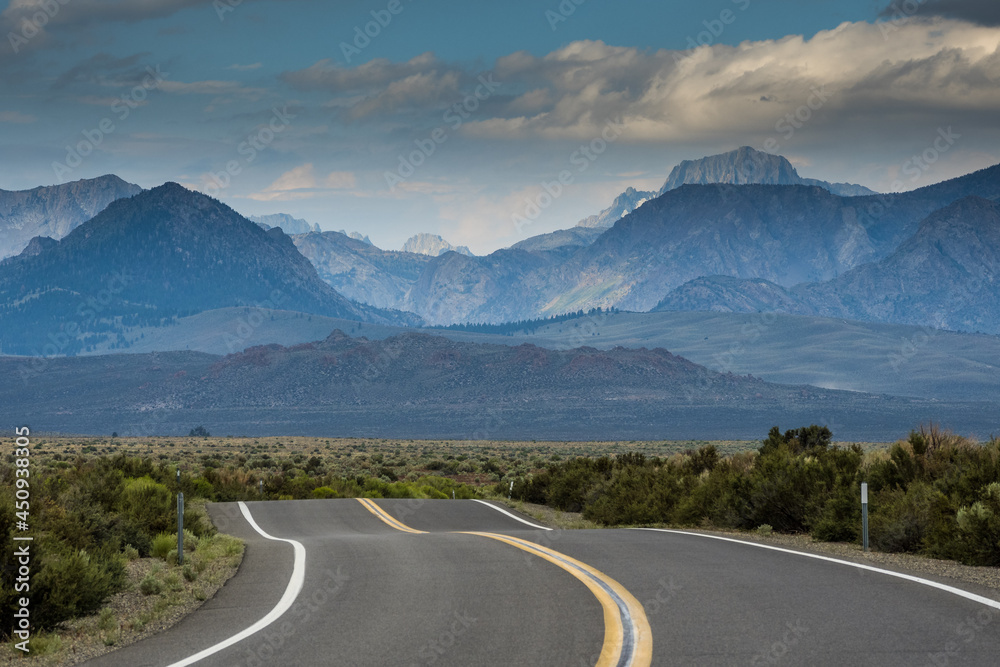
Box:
[151, 532, 175, 560]
[811, 484, 861, 542]
[744, 445, 822, 532]
[164, 573, 182, 591]
[584, 463, 685, 525]
[139, 574, 162, 596]
[109, 516, 154, 557]
[758, 425, 832, 457]
[869, 483, 944, 552]
[418, 485, 449, 500]
[951, 482, 1000, 566]
[183, 500, 216, 539]
[98, 608, 117, 632]
[866, 442, 916, 492]
[32, 546, 126, 629]
[27, 633, 63, 656]
[190, 477, 215, 498]
[683, 445, 720, 475]
[119, 476, 174, 535]
[181, 528, 199, 552]
[545, 457, 610, 512]
[312, 486, 340, 499]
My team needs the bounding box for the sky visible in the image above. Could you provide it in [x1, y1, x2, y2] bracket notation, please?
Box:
[1, 0, 999, 254]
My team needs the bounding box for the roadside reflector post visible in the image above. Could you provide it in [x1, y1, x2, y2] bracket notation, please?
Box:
[508, 480, 514, 500]
[452, 490, 455, 499]
[177, 491, 184, 566]
[861, 482, 869, 552]
[259, 479, 263, 496]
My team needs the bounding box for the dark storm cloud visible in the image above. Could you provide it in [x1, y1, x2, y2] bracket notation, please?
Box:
[881, 0, 1000, 26]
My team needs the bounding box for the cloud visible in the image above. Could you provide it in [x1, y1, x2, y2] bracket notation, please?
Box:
[283, 53, 441, 92]
[158, 79, 270, 112]
[53, 52, 152, 89]
[288, 22, 999, 148]
[282, 53, 474, 119]
[0, 111, 35, 123]
[880, 0, 1000, 26]
[247, 164, 357, 201]
[453, 22, 1000, 143]
[1, 0, 207, 30]
[159, 80, 267, 97]
[323, 171, 357, 189]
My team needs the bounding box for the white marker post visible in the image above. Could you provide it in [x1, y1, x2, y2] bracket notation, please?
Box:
[508, 480, 514, 500]
[861, 482, 869, 552]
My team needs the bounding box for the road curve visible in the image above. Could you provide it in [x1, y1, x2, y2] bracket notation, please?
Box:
[83, 499, 1000, 666]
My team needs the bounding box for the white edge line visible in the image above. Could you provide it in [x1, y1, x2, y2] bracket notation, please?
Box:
[636, 528, 1000, 610]
[165, 502, 307, 667]
[471, 499, 553, 530]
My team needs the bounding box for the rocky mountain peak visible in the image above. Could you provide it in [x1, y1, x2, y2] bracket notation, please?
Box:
[402, 233, 474, 257]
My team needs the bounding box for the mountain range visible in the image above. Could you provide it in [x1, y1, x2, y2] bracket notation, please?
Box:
[1, 147, 998, 439]
[239, 148, 996, 331]
[0, 184, 417, 355]
[655, 195, 1000, 334]
[396, 162, 999, 326]
[0, 175, 141, 259]
[4, 149, 995, 338]
[4, 328, 978, 440]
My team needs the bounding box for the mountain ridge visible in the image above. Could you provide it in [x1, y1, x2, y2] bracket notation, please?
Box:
[0, 175, 142, 259]
[657, 146, 877, 198]
[0, 183, 418, 355]
[0, 327, 947, 440]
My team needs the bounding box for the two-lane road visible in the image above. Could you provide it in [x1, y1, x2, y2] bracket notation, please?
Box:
[84, 499, 1000, 666]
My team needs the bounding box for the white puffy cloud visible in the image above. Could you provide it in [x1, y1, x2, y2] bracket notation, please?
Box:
[247, 164, 357, 201]
[460, 20, 1000, 143]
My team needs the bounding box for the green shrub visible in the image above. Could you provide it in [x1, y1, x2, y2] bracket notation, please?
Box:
[151, 533, 175, 560]
[811, 485, 861, 542]
[870, 483, 942, 552]
[952, 482, 1000, 566]
[183, 564, 197, 582]
[164, 573, 182, 591]
[181, 529, 199, 552]
[97, 608, 117, 632]
[33, 547, 126, 629]
[120, 476, 174, 535]
[139, 574, 162, 596]
[26, 632, 63, 656]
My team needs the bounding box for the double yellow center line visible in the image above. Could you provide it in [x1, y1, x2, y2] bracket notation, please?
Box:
[356, 497, 428, 534]
[355, 498, 652, 667]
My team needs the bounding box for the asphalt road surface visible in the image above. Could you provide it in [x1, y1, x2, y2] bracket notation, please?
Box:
[84, 499, 1000, 666]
